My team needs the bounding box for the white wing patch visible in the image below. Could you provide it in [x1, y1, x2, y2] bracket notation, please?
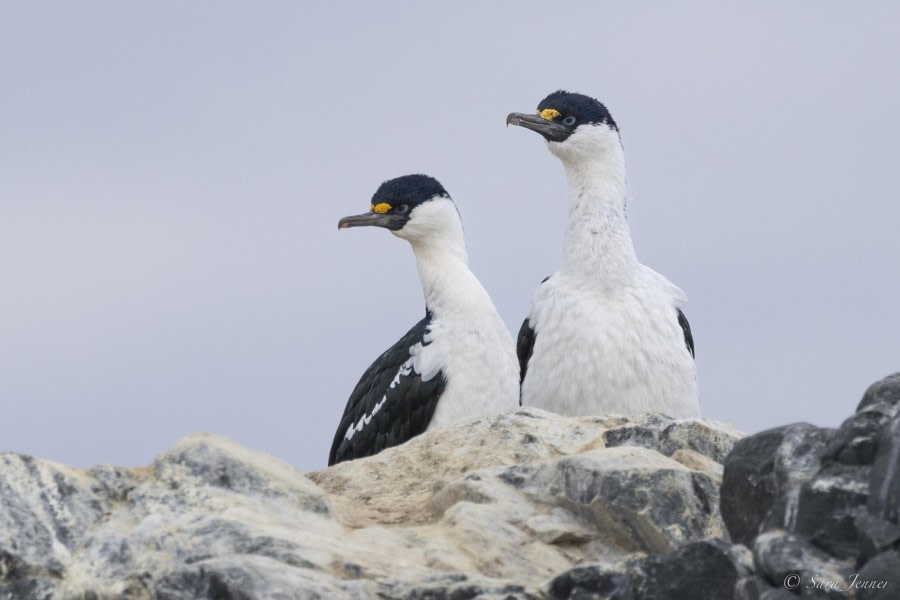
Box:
[410, 331, 441, 382]
[343, 337, 441, 442]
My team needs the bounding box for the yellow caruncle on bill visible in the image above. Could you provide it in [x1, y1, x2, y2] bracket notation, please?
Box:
[539, 108, 561, 120]
[372, 203, 391, 214]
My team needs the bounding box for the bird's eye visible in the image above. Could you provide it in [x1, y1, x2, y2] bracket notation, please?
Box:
[562, 116, 577, 126]
[395, 204, 410, 215]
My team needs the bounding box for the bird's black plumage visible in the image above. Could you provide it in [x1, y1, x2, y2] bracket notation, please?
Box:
[516, 319, 536, 402]
[676, 308, 695, 359]
[538, 90, 618, 131]
[516, 276, 550, 397]
[372, 174, 449, 210]
[328, 314, 446, 466]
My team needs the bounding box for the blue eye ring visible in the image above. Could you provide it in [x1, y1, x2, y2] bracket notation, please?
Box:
[562, 116, 577, 126]
[395, 204, 410, 215]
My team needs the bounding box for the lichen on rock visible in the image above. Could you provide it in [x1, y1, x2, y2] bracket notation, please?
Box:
[0, 410, 742, 599]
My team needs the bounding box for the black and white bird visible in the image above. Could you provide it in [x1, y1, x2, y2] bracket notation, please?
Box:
[507, 91, 700, 419]
[330, 174, 519, 465]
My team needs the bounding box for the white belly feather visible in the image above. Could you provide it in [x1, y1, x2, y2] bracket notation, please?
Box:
[521, 272, 700, 418]
[425, 313, 520, 430]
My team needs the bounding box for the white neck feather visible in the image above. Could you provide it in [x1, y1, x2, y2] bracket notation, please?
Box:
[551, 126, 639, 284]
[394, 198, 492, 318]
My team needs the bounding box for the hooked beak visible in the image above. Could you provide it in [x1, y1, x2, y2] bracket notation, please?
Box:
[506, 112, 570, 143]
[338, 211, 407, 231]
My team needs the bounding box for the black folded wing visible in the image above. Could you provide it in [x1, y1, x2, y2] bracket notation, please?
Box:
[329, 315, 446, 466]
[517, 276, 551, 399]
[516, 318, 537, 391]
[677, 308, 695, 358]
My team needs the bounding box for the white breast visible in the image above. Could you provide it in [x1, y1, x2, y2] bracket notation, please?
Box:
[424, 311, 520, 430]
[521, 269, 700, 418]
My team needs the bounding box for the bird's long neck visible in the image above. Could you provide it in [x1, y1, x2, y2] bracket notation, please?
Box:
[409, 236, 490, 320]
[558, 146, 638, 284]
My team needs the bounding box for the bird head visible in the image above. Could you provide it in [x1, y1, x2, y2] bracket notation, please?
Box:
[507, 90, 621, 164]
[338, 174, 461, 246]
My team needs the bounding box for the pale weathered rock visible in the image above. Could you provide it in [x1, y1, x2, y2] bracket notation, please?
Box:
[0, 410, 742, 599]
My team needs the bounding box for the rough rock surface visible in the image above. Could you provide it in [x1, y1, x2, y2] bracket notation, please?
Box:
[525, 373, 900, 600]
[5, 373, 900, 599]
[720, 373, 900, 599]
[0, 410, 741, 599]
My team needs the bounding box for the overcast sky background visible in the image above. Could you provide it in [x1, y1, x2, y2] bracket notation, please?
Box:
[2, 2, 899, 473]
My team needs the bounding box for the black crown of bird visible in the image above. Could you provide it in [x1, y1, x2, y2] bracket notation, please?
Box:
[337, 174, 450, 232]
[507, 90, 618, 143]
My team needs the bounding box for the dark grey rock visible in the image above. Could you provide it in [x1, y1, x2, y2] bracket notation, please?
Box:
[753, 531, 852, 599]
[772, 426, 838, 492]
[856, 373, 900, 416]
[659, 420, 744, 464]
[546, 563, 635, 600]
[517, 448, 722, 554]
[822, 410, 890, 466]
[867, 413, 900, 524]
[790, 464, 870, 559]
[855, 551, 900, 600]
[155, 556, 370, 600]
[0, 577, 56, 600]
[759, 589, 797, 600]
[761, 426, 836, 535]
[734, 576, 797, 600]
[720, 426, 785, 545]
[854, 512, 900, 562]
[637, 538, 753, 600]
[602, 414, 673, 452]
[734, 575, 776, 600]
[721, 424, 832, 547]
[379, 575, 542, 600]
[601, 415, 742, 464]
[548, 539, 751, 600]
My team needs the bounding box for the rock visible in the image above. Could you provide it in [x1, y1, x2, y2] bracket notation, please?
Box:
[856, 373, 900, 416]
[790, 463, 870, 559]
[546, 562, 635, 600]
[855, 551, 900, 600]
[854, 512, 900, 562]
[867, 413, 900, 524]
[4, 371, 899, 600]
[602, 413, 744, 464]
[822, 410, 890, 466]
[546, 538, 752, 600]
[720, 373, 900, 600]
[511, 446, 724, 554]
[733, 575, 792, 600]
[637, 538, 753, 600]
[0, 411, 741, 599]
[752, 531, 852, 599]
[721, 423, 833, 546]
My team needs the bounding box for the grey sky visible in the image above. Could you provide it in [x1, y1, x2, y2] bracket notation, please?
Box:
[2, 2, 899, 472]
